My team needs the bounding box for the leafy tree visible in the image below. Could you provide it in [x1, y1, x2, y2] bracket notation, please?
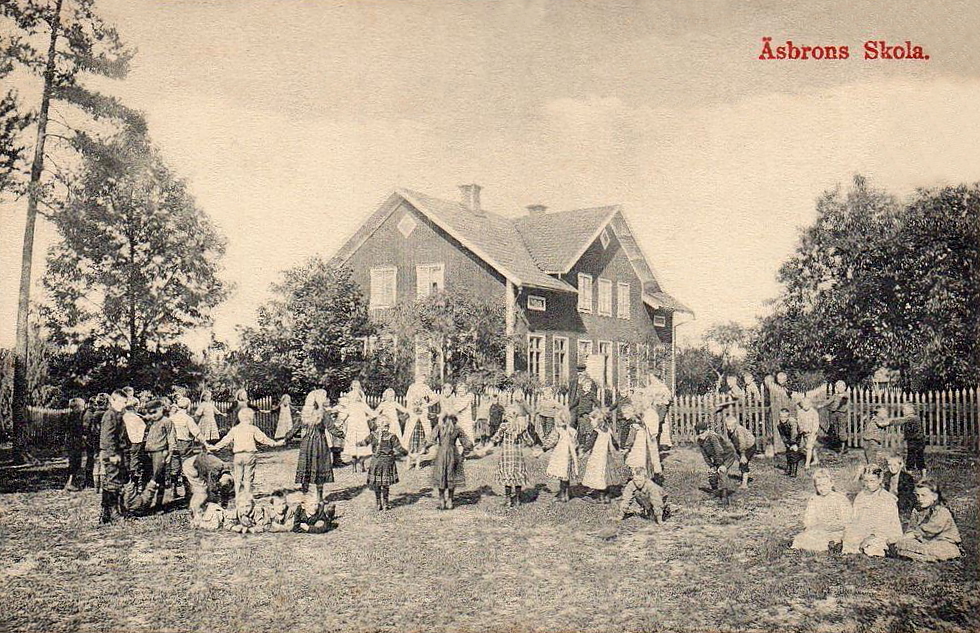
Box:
[376, 291, 514, 388]
[748, 176, 980, 389]
[42, 130, 229, 389]
[3, 0, 140, 459]
[0, 34, 30, 194]
[890, 184, 980, 390]
[675, 345, 725, 395]
[237, 259, 372, 398]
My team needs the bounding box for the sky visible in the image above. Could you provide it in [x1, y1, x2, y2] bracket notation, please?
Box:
[2, 0, 979, 350]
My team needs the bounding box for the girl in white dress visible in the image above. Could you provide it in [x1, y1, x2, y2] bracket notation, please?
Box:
[273, 394, 293, 440]
[375, 388, 410, 440]
[341, 388, 376, 472]
[791, 468, 852, 551]
[452, 383, 476, 445]
[582, 410, 625, 504]
[403, 380, 434, 469]
[842, 465, 903, 556]
[545, 414, 579, 502]
[194, 389, 224, 442]
[624, 405, 663, 482]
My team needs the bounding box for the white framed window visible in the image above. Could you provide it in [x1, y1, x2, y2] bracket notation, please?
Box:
[527, 295, 546, 312]
[528, 334, 546, 381]
[617, 282, 630, 320]
[577, 339, 593, 364]
[552, 336, 569, 385]
[370, 266, 397, 308]
[397, 214, 417, 238]
[597, 340, 613, 387]
[597, 278, 613, 316]
[653, 314, 667, 327]
[600, 228, 610, 249]
[416, 263, 445, 298]
[577, 273, 593, 313]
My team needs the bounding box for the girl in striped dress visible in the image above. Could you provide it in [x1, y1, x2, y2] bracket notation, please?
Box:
[582, 409, 625, 504]
[492, 404, 534, 507]
[403, 380, 434, 470]
[358, 417, 407, 511]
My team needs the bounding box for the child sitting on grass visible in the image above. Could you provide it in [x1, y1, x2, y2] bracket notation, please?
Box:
[842, 464, 903, 556]
[890, 478, 962, 562]
[616, 467, 667, 523]
[791, 468, 852, 552]
[294, 499, 337, 534]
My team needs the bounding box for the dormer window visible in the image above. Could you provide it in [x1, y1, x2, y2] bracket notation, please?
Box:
[653, 314, 667, 327]
[527, 295, 546, 311]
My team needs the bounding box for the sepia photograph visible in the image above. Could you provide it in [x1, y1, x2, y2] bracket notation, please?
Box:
[0, 1, 978, 631]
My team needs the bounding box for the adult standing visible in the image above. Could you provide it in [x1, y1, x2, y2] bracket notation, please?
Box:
[569, 374, 598, 453]
[82, 394, 108, 489]
[765, 372, 792, 454]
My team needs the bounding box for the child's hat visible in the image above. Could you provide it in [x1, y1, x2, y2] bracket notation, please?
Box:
[177, 396, 191, 409]
[694, 420, 709, 433]
[714, 400, 737, 414]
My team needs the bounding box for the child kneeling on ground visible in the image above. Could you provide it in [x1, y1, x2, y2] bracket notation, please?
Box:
[617, 467, 668, 523]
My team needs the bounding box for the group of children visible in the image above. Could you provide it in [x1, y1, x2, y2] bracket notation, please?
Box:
[68, 375, 962, 566]
[791, 458, 962, 562]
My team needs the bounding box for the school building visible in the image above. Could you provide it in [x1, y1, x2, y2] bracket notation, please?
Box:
[329, 184, 692, 390]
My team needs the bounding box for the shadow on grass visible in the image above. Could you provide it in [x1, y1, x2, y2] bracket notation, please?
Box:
[390, 487, 433, 508]
[0, 460, 70, 494]
[455, 484, 493, 506]
[325, 483, 369, 503]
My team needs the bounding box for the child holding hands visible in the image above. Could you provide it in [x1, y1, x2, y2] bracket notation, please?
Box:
[207, 408, 284, 502]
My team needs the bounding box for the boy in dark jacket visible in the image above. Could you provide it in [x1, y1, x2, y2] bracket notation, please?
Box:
[99, 390, 131, 523]
[696, 419, 738, 504]
[777, 408, 804, 477]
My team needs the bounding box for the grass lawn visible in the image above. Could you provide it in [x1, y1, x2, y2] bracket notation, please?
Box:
[0, 443, 977, 633]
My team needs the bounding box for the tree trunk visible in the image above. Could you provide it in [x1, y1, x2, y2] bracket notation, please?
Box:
[12, 0, 64, 462]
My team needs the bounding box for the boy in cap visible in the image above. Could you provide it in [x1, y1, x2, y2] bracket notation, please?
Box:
[696, 419, 738, 504]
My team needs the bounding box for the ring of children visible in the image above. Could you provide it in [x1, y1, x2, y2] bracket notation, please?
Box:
[1, 383, 978, 633]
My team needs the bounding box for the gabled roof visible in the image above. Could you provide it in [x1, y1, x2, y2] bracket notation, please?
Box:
[513, 206, 618, 273]
[330, 189, 574, 293]
[330, 188, 693, 315]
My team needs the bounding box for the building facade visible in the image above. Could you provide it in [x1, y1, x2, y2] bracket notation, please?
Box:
[330, 185, 692, 390]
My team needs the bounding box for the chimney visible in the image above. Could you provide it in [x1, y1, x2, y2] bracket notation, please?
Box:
[458, 184, 483, 214]
[526, 204, 547, 216]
